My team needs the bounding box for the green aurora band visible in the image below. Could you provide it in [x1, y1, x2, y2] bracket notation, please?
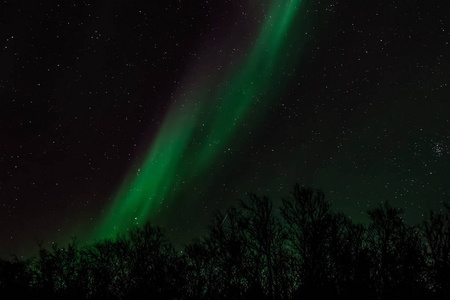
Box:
[94, 0, 306, 240]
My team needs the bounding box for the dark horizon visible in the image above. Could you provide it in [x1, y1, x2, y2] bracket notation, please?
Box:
[1, 184, 449, 299]
[0, 185, 444, 260]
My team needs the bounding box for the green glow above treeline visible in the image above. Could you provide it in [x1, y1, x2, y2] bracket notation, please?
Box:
[94, 0, 305, 240]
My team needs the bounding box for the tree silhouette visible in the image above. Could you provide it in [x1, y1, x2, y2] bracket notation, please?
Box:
[423, 203, 450, 299]
[239, 193, 289, 300]
[367, 202, 427, 300]
[280, 184, 335, 298]
[183, 238, 212, 299]
[327, 213, 372, 299]
[0, 184, 448, 299]
[0, 256, 34, 297]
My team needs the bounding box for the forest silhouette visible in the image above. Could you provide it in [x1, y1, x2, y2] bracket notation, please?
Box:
[1, 184, 449, 299]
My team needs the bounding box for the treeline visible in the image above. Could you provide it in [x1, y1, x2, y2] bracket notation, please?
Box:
[1, 184, 449, 299]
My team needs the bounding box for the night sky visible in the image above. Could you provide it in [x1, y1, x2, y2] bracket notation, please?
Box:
[1, 0, 449, 258]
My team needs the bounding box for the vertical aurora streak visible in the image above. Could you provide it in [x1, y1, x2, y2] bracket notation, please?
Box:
[94, 0, 304, 240]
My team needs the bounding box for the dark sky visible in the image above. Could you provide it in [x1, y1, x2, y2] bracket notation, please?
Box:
[1, 0, 449, 258]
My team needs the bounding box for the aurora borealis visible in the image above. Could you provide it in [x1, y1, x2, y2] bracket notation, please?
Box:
[1, 0, 450, 257]
[95, 0, 304, 240]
